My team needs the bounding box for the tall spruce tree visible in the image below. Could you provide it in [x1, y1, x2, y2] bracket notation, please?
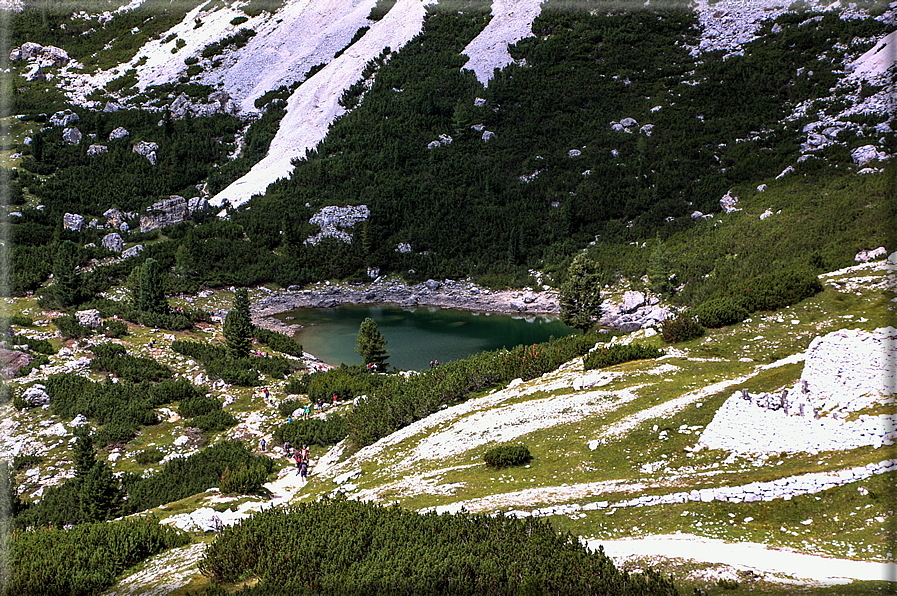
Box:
[138, 258, 169, 314]
[52, 240, 81, 307]
[355, 317, 389, 369]
[648, 235, 674, 298]
[72, 425, 95, 480]
[224, 288, 252, 359]
[79, 461, 121, 522]
[559, 254, 603, 334]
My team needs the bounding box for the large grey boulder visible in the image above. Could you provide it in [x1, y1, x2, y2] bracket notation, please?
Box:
[75, 309, 102, 328]
[62, 127, 81, 145]
[22, 385, 50, 407]
[621, 291, 646, 313]
[103, 102, 123, 113]
[121, 245, 144, 259]
[63, 213, 84, 232]
[102, 232, 124, 253]
[109, 127, 129, 141]
[851, 145, 888, 166]
[719, 190, 740, 214]
[10, 43, 70, 66]
[140, 195, 197, 233]
[132, 141, 159, 165]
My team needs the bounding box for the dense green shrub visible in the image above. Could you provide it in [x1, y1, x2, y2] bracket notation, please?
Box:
[54, 315, 93, 340]
[199, 499, 679, 595]
[5, 517, 189, 596]
[172, 340, 295, 386]
[583, 343, 664, 370]
[273, 414, 347, 448]
[191, 408, 238, 433]
[89, 343, 173, 382]
[692, 296, 748, 328]
[660, 313, 705, 344]
[124, 440, 274, 513]
[727, 269, 824, 313]
[135, 448, 164, 465]
[98, 319, 129, 338]
[253, 326, 303, 357]
[484, 445, 531, 468]
[277, 398, 305, 418]
[220, 462, 270, 494]
[201, 28, 257, 58]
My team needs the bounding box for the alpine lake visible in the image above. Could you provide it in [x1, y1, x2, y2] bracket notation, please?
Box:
[269, 304, 577, 371]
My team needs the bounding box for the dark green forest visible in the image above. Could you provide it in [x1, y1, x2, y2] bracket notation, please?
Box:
[3, 0, 895, 306]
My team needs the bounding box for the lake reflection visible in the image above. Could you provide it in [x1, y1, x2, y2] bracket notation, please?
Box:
[271, 304, 576, 371]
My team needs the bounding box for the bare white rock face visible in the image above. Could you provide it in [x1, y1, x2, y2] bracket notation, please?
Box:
[699, 327, 897, 454]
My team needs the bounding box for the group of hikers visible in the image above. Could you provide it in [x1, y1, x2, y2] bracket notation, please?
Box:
[257, 386, 344, 483]
[258, 436, 310, 482]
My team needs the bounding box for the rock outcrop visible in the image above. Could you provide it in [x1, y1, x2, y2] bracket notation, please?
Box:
[132, 141, 159, 165]
[139, 196, 207, 233]
[62, 127, 81, 144]
[0, 348, 33, 379]
[305, 205, 370, 246]
[102, 232, 124, 253]
[699, 327, 897, 454]
[63, 213, 84, 232]
[75, 309, 102, 328]
[49, 110, 79, 127]
[9, 42, 70, 66]
[87, 144, 108, 157]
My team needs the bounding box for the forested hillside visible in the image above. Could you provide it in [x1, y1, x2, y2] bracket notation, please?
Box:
[2, 0, 894, 306]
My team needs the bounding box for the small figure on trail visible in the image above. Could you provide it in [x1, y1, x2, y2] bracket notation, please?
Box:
[299, 459, 308, 483]
[332, 394, 338, 407]
[304, 404, 311, 419]
[294, 450, 301, 469]
[287, 415, 292, 424]
[260, 438, 266, 452]
[300, 444, 309, 464]
[263, 387, 270, 402]
[317, 398, 324, 411]
[284, 441, 291, 457]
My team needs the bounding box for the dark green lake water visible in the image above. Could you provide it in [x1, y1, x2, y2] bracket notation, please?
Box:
[271, 305, 576, 371]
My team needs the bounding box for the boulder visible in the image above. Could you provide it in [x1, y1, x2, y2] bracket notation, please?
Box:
[425, 279, 442, 290]
[140, 195, 206, 233]
[102, 232, 124, 253]
[482, 131, 496, 142]
[75, 309, 102, 328]
[86, 144, 108, 157]
[103, 208, 126, 228]
[305, 205, 370, 245]
[620, 117, 638, 128]
[640, 124, 654, 136]
[851, 145, 889, 166]
[622, 291, 646, 313]
[63, 213, 84, 232]
[103, 102, 123, 113]
[759, 209, 774, 220]
[62, 127, 81, 145]
[109, 127, 129, 140]
[522, 292, 536, 304]
[719, 190, 740, 213]
[22, 385, 49, 407]
[855, 247, 886, 263]
[0, 348, 34, 379]
[132, 141, 158, 165]
[10, 43, 69, 66]
[49, 110, 79, 127]
[121, 245, 144, 259]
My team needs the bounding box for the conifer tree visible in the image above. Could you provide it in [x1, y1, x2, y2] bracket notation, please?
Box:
[72, 425, 95, 480]
[79, 461, 121, 522]
[559, 254, 603, 334]
[52, 240, 81, 307]
[355, 317, 389, 368]
[138, 258, 169, 314]
[648, 235, 674, 297]
[224, 288, 252, 359]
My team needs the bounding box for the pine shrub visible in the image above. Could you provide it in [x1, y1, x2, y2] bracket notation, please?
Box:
[661, 313, 706, 344]
[274, 414, 347, 448]
[692, 296, 748, 328]
[484, 445, 531, 468]
[583, 343, 664, 370]
[199, 500, 680, 595]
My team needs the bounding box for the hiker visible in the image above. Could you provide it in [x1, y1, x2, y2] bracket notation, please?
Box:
[260, 438, 266, 452]
[304, 404, 311, 419]
[263, 387, 270, 402]
[300, 444, 309, 463]
[287, 415, 292, 424]
[332, 393, 338, 407]
[317, 398, 324, 411]
[299, 459, 308, 482]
